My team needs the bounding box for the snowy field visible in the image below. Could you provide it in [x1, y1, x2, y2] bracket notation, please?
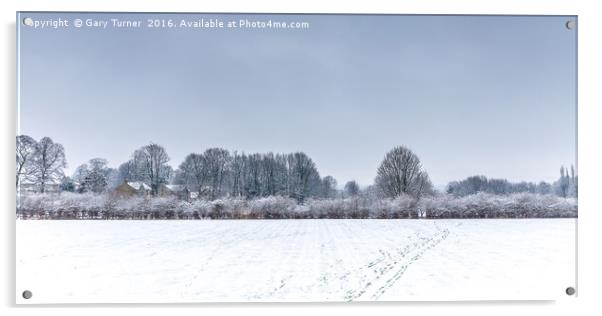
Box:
[16, 219, 576, 303]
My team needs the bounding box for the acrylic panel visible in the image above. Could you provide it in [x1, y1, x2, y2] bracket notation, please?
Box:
[16, 12, 577, 303]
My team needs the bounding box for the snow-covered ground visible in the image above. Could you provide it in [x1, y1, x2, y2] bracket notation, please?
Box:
[16, 219, 576, 303]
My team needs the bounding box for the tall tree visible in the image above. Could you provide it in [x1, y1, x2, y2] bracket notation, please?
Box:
[556, 166, 570, 198]
[80, 158, 110, 193]
[286, 152, 320, 203]
[31, 137, 67, 193]
[72, 163, 90, 184]
[375, 146, 432, 198]
[178, 153, 208, 196]
[569, 165, 578, 197]
[117, 160, 142, 183]
[261, 153, 279, 196]
[203, 148, 231, 200]
[16, 135, 37, 188]
[83, 170, 108, 193]
[73, 158, 117, 192]
[245, 153, 263, 197]
[135, 143, 171, 195]
[229, 151, 246, 197]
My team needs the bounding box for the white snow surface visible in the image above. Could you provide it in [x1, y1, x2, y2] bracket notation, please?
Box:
[16, 219, 576, 303]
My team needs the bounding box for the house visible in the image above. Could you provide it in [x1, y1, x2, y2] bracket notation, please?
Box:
[113, 180, 152, 198]
[159, 184, 191, 201]
[112, 180, 191, 200]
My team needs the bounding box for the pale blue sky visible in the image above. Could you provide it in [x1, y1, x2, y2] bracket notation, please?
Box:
[18, 13, 577, 187]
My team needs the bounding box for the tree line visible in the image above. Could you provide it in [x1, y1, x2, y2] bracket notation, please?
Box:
[17, 135, 577, 213]
[446, 166, 577, 198]
[17, 136, 352, 203]
[92, 143, 434, 203]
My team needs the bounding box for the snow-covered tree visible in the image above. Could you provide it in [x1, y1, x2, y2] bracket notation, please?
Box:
[16, 135, 37, 188]
[82, 170, 108, 193]
[487, 178, 511, 195]
[536, 181, 553, 195]
[72, 163, 89, 185]
[73, 158, 115, 193]
[375, 146, 432, 199]
[286, 152, 321, 203]
[320, 176, 338, 199]
[344, 180, 360, 197]
[203, 148, 231, 200]
[178, 153, 208, 197]
[555, 166, 570, 198]
[244, 153, 263, 197]
[229, 151, 246, 197]
[261, 153, 283, 196]
[568, 165, 578, 198]
[59, 176, 76, 192]
[31, 137, 67, 193]
[134, 143, 171, 196]
[116, 158, 148, 184]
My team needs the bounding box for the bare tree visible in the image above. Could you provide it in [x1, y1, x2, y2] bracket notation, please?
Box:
[261, 153, 279, 196]
[375, 146, 432, 198]
[344, 180, 360, 197]
[78, 158, 111, 193]
[245, 153, 263, 197]
[178, 153, 208, 196]
[569, 165, 578, 197]
[135, 143, 171, 195]
[537, 181, 553, 195]
[88, 158, 109, 171]
[117, 160, 141, 183]
[320, 176, 338, 199]
[203, 148, 231, 199]
[72, 163, 90, 184]
[31, 137, 67, 193]
[83, 170, 108, 193]
[286, 152, 320, 203]
[16, 135, 37, 188]
[556, 166, 570, 198]
[229, 151, 245, 197]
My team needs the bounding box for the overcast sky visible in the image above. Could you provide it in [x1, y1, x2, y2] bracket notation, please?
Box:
[18, 13, 577, 187]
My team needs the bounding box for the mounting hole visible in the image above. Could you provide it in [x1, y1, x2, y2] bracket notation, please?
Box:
[22, 17, 34, 27]
[565, 20, 576, 30]
[22, 290, 32, 299]
[565, 287, 576, 296]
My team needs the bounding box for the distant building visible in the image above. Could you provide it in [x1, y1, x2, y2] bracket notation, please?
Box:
[113, 180, 152, 198]
[159, 184, 191, 201]
[113, 181, 190, 200]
